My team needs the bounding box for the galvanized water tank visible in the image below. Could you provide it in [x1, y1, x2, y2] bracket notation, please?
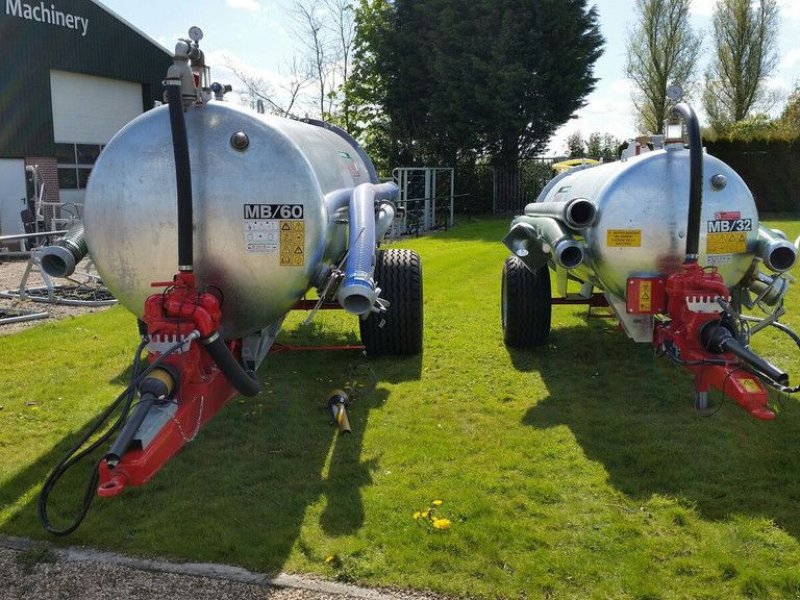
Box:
[84, 102, 372, 338]
[537, 147, 759, 299]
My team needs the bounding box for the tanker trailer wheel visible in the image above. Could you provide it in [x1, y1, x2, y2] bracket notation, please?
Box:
[360, 249, 423, 356]
[501, 256, 551, 348]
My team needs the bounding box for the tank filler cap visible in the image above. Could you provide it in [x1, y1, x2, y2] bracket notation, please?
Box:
[710, 174, 727, 191]
[230, 131, 250, 151]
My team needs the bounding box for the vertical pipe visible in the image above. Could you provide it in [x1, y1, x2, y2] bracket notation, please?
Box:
[165, 80, 194, 272]
[671, 102, 703, 264]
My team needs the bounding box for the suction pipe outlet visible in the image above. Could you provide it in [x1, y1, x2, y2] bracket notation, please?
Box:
[40, 222, 88, 278]
[338, 182, 398, 315]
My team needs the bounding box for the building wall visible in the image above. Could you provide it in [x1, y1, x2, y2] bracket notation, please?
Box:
[0, 0, 171, 158]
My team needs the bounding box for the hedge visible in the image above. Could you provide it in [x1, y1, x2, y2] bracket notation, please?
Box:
[705, 138, 800, 214]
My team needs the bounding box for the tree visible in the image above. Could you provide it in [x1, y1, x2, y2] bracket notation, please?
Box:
[348, 0, 604, 171]
[703, 0, 780, 130]
[625, 0, 701, 134]
[227, 56, 311, 118]
[586, 132, 621, 161]
[778, 80, 800, 134]
[292, 0, 358, 124]
[567, 132, 586, 158]
[323, 0, 358, 130]
[293, 0, 334, 119]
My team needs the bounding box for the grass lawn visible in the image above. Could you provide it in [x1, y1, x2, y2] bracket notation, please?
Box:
[2, 216, 800, 599]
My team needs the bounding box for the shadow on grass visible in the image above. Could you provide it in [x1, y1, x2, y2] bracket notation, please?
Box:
[1, 326, 422, 574]
[514, 323, 800, 539]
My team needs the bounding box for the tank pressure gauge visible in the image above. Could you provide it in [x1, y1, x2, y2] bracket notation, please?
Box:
[666, 83, 684, 102]
[188, 26, 204, 42]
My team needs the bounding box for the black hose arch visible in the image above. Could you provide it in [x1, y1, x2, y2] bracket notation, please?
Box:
[202, 334, 261, 397]
[165, 80, 194, 271]
[671, 102, 703, 264]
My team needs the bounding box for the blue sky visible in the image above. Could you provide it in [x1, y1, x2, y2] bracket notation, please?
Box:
[98, 0, 800, 155]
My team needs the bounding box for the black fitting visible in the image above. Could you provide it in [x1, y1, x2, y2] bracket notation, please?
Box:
[671, 102, 703, 264]
[701, 321, 789, 385]
[104, 393, 157, 468]
[165, 80, 194, 271]
[202, 333, 261, 397]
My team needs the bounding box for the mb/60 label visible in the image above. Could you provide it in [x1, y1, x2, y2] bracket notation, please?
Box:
[244, 204, 304, 220]
[243, 203, 305, 266]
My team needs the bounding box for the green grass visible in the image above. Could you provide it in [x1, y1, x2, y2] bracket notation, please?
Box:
[2, 216, 800, 599]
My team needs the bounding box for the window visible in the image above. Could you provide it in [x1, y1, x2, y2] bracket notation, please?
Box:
[56, 143, 102, 190]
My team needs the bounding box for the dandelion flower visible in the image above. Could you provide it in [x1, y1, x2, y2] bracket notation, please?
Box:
[325, 555, 337, 564]
[412, 511, 421, 520]
[432, 518, 451, 530]
[432, 500, 443, 507]
[421, 509, 430, 519]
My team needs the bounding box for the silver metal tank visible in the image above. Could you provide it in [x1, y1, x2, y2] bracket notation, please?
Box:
[84, 102, 372, 338]
[537, 146, 759, 300]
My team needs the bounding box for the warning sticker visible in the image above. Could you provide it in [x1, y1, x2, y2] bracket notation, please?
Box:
[607, 229, 641, 247]
[638, 280, 652, 313]
[244, 220, 279, 254]
[243, 203, 305, 261]
[279, 220, 305, 267]
[741, 378, 761, 393]
[707, 232, 746, 254]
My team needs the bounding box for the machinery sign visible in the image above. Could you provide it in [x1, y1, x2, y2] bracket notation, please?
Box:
[243, 203, 305, 265]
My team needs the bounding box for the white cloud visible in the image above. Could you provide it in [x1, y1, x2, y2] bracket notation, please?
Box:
[780, 47, 800, 72]
[690, 0, 718, 18]
[227, 0, 262, 13]
[546, 78, 637, 155]
[778, 0, 800, 22]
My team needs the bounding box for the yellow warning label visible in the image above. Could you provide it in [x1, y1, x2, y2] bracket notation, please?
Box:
[639, 280, 652, 313]
[279, 220, 304, 266]
[707, 232, 746, 254]
[607, 229, 641, 247]
[741, 378, 761, 393]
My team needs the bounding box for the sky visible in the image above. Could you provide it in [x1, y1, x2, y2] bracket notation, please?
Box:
[98, 0, 800, 156]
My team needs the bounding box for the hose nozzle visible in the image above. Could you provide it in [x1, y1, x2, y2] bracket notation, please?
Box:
[328, 390, 351, 435]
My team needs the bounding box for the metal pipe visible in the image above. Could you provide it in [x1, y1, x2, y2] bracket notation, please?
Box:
[165, 79, 194, 272]
[670, 102, 703, 263]
[756, 225, 797, 272]
[0, 230, 67, 243]
[504, 215, 585, 270]
[523, 197, 597, 230]
[375, 201, 396, 240]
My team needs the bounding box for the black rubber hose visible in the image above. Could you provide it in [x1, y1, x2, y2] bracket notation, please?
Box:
[38, 335, 188, 536]
[40, 222, 88, 278]
[202, 333, 261, 397]
[702, 323, 789, 386]
[671, 102, 703, 264]
[165, 81, 194, 272]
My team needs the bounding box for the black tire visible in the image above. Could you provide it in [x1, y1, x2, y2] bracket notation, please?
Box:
[501, 256, 551, 348]
[360, 249, 423, 355]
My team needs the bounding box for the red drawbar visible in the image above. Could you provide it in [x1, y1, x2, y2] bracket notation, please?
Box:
[97, 272, 241, 496]
[657, 263, 774, 420]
